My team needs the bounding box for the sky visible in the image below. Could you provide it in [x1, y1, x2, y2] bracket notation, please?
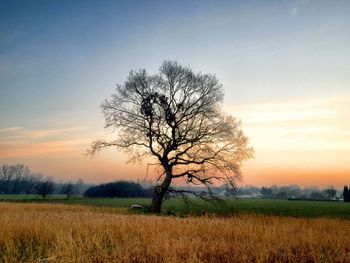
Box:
[0, 0, 349, 187]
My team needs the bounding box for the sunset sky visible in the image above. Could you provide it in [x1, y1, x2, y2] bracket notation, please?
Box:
[1, 0, 349, 187]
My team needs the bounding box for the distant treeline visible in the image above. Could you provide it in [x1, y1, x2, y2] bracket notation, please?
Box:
[0, 164, 151, 199]
[236, 185, 348, 201]
[2, 164, 349, 202]
[0, 164, 89, 198]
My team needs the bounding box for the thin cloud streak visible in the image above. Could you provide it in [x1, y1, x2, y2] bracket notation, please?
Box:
[0, 126, 93, 158]
[226, 96, 350, 151]
[0, 126, 24, 132]
[290, 7, 298, 16]
[0, 126, 88, 141]
[230, 98, 337, 125]
[0, 139, 91, 158]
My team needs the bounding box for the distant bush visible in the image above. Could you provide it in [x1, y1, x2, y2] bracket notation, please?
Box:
[84, 181, 152, 198]
[310, 191, 326, 200]
[260, 187, 273, 197]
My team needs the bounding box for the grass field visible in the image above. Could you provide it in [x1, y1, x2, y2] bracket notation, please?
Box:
[1, 195, 350, 219]
[1, 202, 350, 262]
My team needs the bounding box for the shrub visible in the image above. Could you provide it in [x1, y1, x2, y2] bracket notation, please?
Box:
[343, 186, 350, 202]
[84, 181, 152, 198]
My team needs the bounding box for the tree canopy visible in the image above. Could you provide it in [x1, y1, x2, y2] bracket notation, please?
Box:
[89, 61, 253, 212]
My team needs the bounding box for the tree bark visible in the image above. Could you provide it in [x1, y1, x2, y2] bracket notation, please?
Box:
[150, 186, 165, 213]
[150, 167, 172, 213]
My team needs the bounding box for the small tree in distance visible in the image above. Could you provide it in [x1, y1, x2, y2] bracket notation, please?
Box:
[35, 180, 54, 199]
[88, 61, 253, 213]
[324, 186, 337, 200]
[60, 182, 76, 199]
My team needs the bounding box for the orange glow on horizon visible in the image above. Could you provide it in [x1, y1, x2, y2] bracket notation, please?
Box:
[0, 96, 349, 187]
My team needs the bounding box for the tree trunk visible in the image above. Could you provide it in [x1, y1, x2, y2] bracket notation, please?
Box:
[150, 186, 165, 213]
[150, 167, 172, 213]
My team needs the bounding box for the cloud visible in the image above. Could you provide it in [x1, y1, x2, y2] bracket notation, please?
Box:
[290, 0, 311, 17]
[290, 7, 298, 16]
[0, 139, 91, 158]
[0, 126, 88, 141]
[0, 126, 92, 158]
[0, 126, 23, 132]
[226, 96, 350, 151]
[229, 98, 337, 125]
[21, 126, 88, 140]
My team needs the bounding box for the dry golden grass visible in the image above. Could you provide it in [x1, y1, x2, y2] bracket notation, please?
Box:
[1, 203, 350, 263]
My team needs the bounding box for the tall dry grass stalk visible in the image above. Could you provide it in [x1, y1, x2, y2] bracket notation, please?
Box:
[0, 203, 349, 262]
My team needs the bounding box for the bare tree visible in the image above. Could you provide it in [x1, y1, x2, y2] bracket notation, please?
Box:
[23, 173, 42, 194]
[324, 186, 337, 199]
[0, 164, 31, 194]
[0, 164, 14, 194]
[10, 164, 30, 194]
[60, 182, 76, 199]
[35, 180, 54, 199]
[88, 61, 253, 213]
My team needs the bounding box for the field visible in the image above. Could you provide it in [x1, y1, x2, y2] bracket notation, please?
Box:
[2, 196, 350, 262]
[1, 202, 350, 262]
[1, 195, 350, 219]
